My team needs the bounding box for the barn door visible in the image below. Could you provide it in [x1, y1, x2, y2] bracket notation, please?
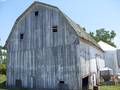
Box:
[82, 76, 89, 90]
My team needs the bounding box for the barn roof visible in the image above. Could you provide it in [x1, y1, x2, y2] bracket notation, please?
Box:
[98, 41, 117, 51]
[4, 1, 103, 52]
[64, 15, 103, 51]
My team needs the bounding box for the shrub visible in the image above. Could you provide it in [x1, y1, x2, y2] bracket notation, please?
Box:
[0, 64, 6, 75]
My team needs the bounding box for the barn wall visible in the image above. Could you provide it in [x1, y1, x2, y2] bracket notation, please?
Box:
[89, 43, 105, 88]
[76, 40, 105, 89]
[7, 5, 80, 90]
[77, 40, 104, 78]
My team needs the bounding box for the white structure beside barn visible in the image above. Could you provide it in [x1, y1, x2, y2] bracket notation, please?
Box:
[117, 49, 120, 73]
[5, 1, 105, 90]
[98, 41, 120, 75]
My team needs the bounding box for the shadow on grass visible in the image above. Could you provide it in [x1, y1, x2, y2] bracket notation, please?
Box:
[0, 81, 29, 90]
[0, 81, 6, 89]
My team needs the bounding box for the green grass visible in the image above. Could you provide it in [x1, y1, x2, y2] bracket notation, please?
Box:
[100, 85, 120, 90]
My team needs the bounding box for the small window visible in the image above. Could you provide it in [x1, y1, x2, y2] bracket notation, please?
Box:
[16, 79, 22, 87]
[52, 26, 58, 32]
[20, 33, 24, 39]
[35, 11, 38, 16]
[59, 81, 64, 84]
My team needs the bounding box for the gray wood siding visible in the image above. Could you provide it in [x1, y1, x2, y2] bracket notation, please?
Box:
[7, 5, 80, 90]
[76, 40, 105, 89]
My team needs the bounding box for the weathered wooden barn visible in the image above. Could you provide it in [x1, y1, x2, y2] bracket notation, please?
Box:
[5, 1, 105, 90]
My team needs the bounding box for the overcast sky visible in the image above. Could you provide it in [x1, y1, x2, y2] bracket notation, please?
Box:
[0, 0, 120, 48]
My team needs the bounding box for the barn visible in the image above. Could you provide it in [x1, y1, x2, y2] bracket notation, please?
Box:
[4, 1, 105, 90]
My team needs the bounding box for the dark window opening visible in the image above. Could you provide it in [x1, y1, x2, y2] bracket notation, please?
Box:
[16, 79, 22, 88]
[35, 11, 39, 16]
[20, 33, 24, 40]
[52, 26, 58, 32]
[59, 81, 64, 84]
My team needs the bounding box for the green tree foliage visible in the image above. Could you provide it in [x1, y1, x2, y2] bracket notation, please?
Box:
[0, 45, 7, 64]
[90, 28, 116, 47]
[0, 46, 2, 62]
[0, 64, 6, 75]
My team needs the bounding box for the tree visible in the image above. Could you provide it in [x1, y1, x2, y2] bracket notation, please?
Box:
[0, 45, 7, 64]
[0, 38, 2, 63]
[0, 46, 2, 62]
[90, 28, 116, 47]
[0, 64, 6, 74]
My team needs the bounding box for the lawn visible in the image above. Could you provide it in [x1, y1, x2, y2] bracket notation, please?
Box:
[100, 85, 120, 90]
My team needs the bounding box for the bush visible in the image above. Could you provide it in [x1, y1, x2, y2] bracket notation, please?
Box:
[0, 64, 6, 75]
